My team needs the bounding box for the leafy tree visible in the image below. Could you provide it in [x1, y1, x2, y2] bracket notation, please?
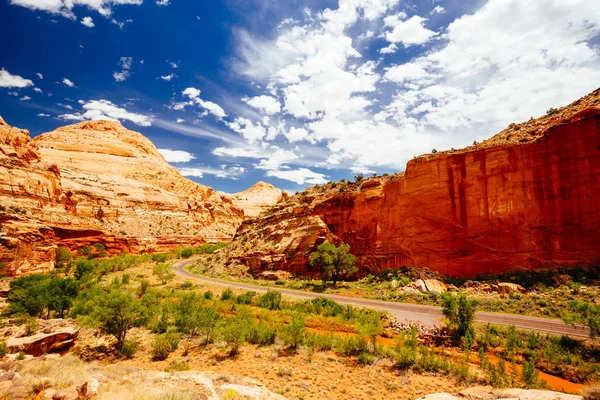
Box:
[74, 258, 95, 280]
[46, 277, 79, 317]
[218, 309, 252, 356]
[309, 242, 357, 287]
[258, 291, 282, 310]
[153, 263, 174, 285]
[56, 247, 72, 268]
[7, 274, 49, 317]
[196, 306, 220, 344]
[441, 293, 477, 340]
[83, 288, 147, 351]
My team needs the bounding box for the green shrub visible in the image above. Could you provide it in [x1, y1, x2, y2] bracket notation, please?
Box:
[442, 292, 477, 340]
[152, 253, 169, 262]
[7, 275, 78, 318]
[166, 360, 190, 372]
[258, 291, 282, 310]
[56, 247, 72, 267]
[16, 351, 26, 360]
[152, 334, 175, 361]
[358, 351, 374, 365]
[153, 263, 175, 285]
[180, 249, 194, 259]
[0, 341, 7, 358]
[138, 279, 151, 296]
[220, 288, 234, 301]
[120, 340, 139, 358]
[74, 258, 95, 280]
[24, 318, 38, 336]
[218, 311, 252, 356]
[275, 280, 285, 286]
[236, 291, 256, 305]
[204, 290, 213, 300]
[394, 346, 416, 369]
[283, 313, 306, 349]
[355, 312, 382, 348]
[249, 321, 276, 345]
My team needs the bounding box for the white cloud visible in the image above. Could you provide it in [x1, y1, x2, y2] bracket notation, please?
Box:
[213, 147, 263, 158]
[34, 87, 43, 93]
[383, 15, 437, 46]
[256, 148, 298, 171]
[37, 113, 50, 117]
[62, 78, 75, 87]
[169, 61, 178, 68]
[59, 99, 152, 126]
[179, 165, 246, 180]
[81, 16, 94, 27]
[9, 0, 143, 19]
[113, 56, 133, 82]
[180, 87, 227, 118]
[430, 6, 445, 15]
[0, 69, 33, 88]
[176, 118, 184, 123]
[243, 95, 281, 115]
[158, 149, 195, 163]
[160, 73, 175, 81]
[156, 0, 169, 5]
[20, 96, 31, 101]
[36, 72, 43, 79]
[225, 0, 600, 177]
[265, 168, 327, 185]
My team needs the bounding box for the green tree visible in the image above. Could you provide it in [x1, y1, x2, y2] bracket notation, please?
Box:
[83, 289, 147, 351]
[46, 277, 79, 318]
[218, 310, 252, 356]
[563, 300, 600, 338]
[196, 306, 220, 344]
[441, 293, 477, 340]
[309, 242, 357, 287]
[55, 247, 72, 268]
[153, 263, 175, 285]
[7, 274, 50, 317]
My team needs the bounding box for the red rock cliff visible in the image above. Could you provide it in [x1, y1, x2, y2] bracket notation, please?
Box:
[227, 89, 600, 278]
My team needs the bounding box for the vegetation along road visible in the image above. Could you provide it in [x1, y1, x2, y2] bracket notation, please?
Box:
[173, 258, 590, 338]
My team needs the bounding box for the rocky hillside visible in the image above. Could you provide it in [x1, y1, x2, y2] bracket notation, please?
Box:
[0, 119, 280, 276]
[218, 88, 600, 278]
[229, 181, 285, 218]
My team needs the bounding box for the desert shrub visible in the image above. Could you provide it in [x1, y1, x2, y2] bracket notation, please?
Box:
[152, 253, 169, 262]
[121, 273, 131, 285]
[522, 356, 540, 387]
[218, 310, 252, 356]
[195, 306, 220, 344]
[0, 341, 7, 358]
[337, 335, 365, 356]
[563, 300, 600, 338]
[394, 346, 416, 369]
[306, 297, 344, 316]
[204, 290, 213, 300]
[358, 351, 374, 365]
[355, 312, 382, 349]
[442, 292, 477, 340]
[153, 263, 175, 285]
[249, 321, 277, 346]
[258, 291, 282, 310]
[74, 258, 95, 280]
[138, 279, 151, 296]
[16, 351, 26, 360]
[152, 333, 177, 361]
[236, 291, 256, 305]
[25, 317, 38, 336]
[304, 333, 337, 351]
[275, 280, 285, 286]
[220, 288, 234, 301]
[507, 325, 521, 352]
[120, 340, 139, 358]
[283, 312, 306, 349]
[180, 249, 194, 259]
[56, 247, 72, 267]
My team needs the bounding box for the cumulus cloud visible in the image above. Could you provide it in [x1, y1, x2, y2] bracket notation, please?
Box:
[113, 57, 133, 82]
[34, 87, 43, 93]
[81, 16, 94, 27]
[265, 168, 327, 185]
[59, 99, 152, 126]
[62, 78, 75, 87]
[0, 69, 33, 88]
[158, 149, 195, 163]
[242, 95, 281, 115]
[156, 0, 169, 5]
[178, 87, 227, 118]
[9, 0, 143, 19]
[36, 72, 43, 79]
[179, 165, 246, 180]
[20, 96, 31, 101]
[160, 73, 175, 81]
[222, 0, 600, 179]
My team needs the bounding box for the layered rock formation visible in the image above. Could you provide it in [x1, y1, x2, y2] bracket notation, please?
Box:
[1, 119, 267, 275]
[223, 88, 600, 278]
[229, 181, 285, 218]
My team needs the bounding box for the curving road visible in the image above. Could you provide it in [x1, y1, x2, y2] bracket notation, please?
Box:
[173, 258, 590, 338]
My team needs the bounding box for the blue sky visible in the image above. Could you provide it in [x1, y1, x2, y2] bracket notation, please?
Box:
[1, 0, 599, 193]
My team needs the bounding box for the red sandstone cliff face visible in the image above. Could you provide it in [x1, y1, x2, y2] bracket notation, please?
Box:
[224, 89, 600, 278]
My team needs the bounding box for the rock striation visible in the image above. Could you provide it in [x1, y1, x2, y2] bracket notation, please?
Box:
[1, 119, 273, 275]
[223, 88, 600, 278]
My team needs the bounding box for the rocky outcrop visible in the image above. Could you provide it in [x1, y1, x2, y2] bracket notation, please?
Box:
[223, 88, 600, 278]
[7, 327, 79, 357]
[230, 181, 285, 218]
[0, 118, 250, 275]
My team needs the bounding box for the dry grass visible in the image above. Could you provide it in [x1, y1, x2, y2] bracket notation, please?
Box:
[22, 354, 89, 389]
[583, 385, 600, 400]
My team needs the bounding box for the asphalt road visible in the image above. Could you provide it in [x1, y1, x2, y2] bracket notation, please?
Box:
[173, 258, 590, 338]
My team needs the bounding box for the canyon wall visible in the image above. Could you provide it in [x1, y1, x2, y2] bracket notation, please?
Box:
[0, 119, 275, 276]
[230, 90, 600, 278]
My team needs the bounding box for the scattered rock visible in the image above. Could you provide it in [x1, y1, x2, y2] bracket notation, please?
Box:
[497, 282, 527, 294]
[0, 372, 21, 382]
[76, 378, 99, 399]
[7, 327, 79, 357]
[424, 279, 447, 294]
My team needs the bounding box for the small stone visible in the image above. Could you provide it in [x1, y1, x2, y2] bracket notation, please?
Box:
[0, 372, 21, 382]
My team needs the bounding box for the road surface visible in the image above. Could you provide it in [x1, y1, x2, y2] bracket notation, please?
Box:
[173, 258, 589, 338]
